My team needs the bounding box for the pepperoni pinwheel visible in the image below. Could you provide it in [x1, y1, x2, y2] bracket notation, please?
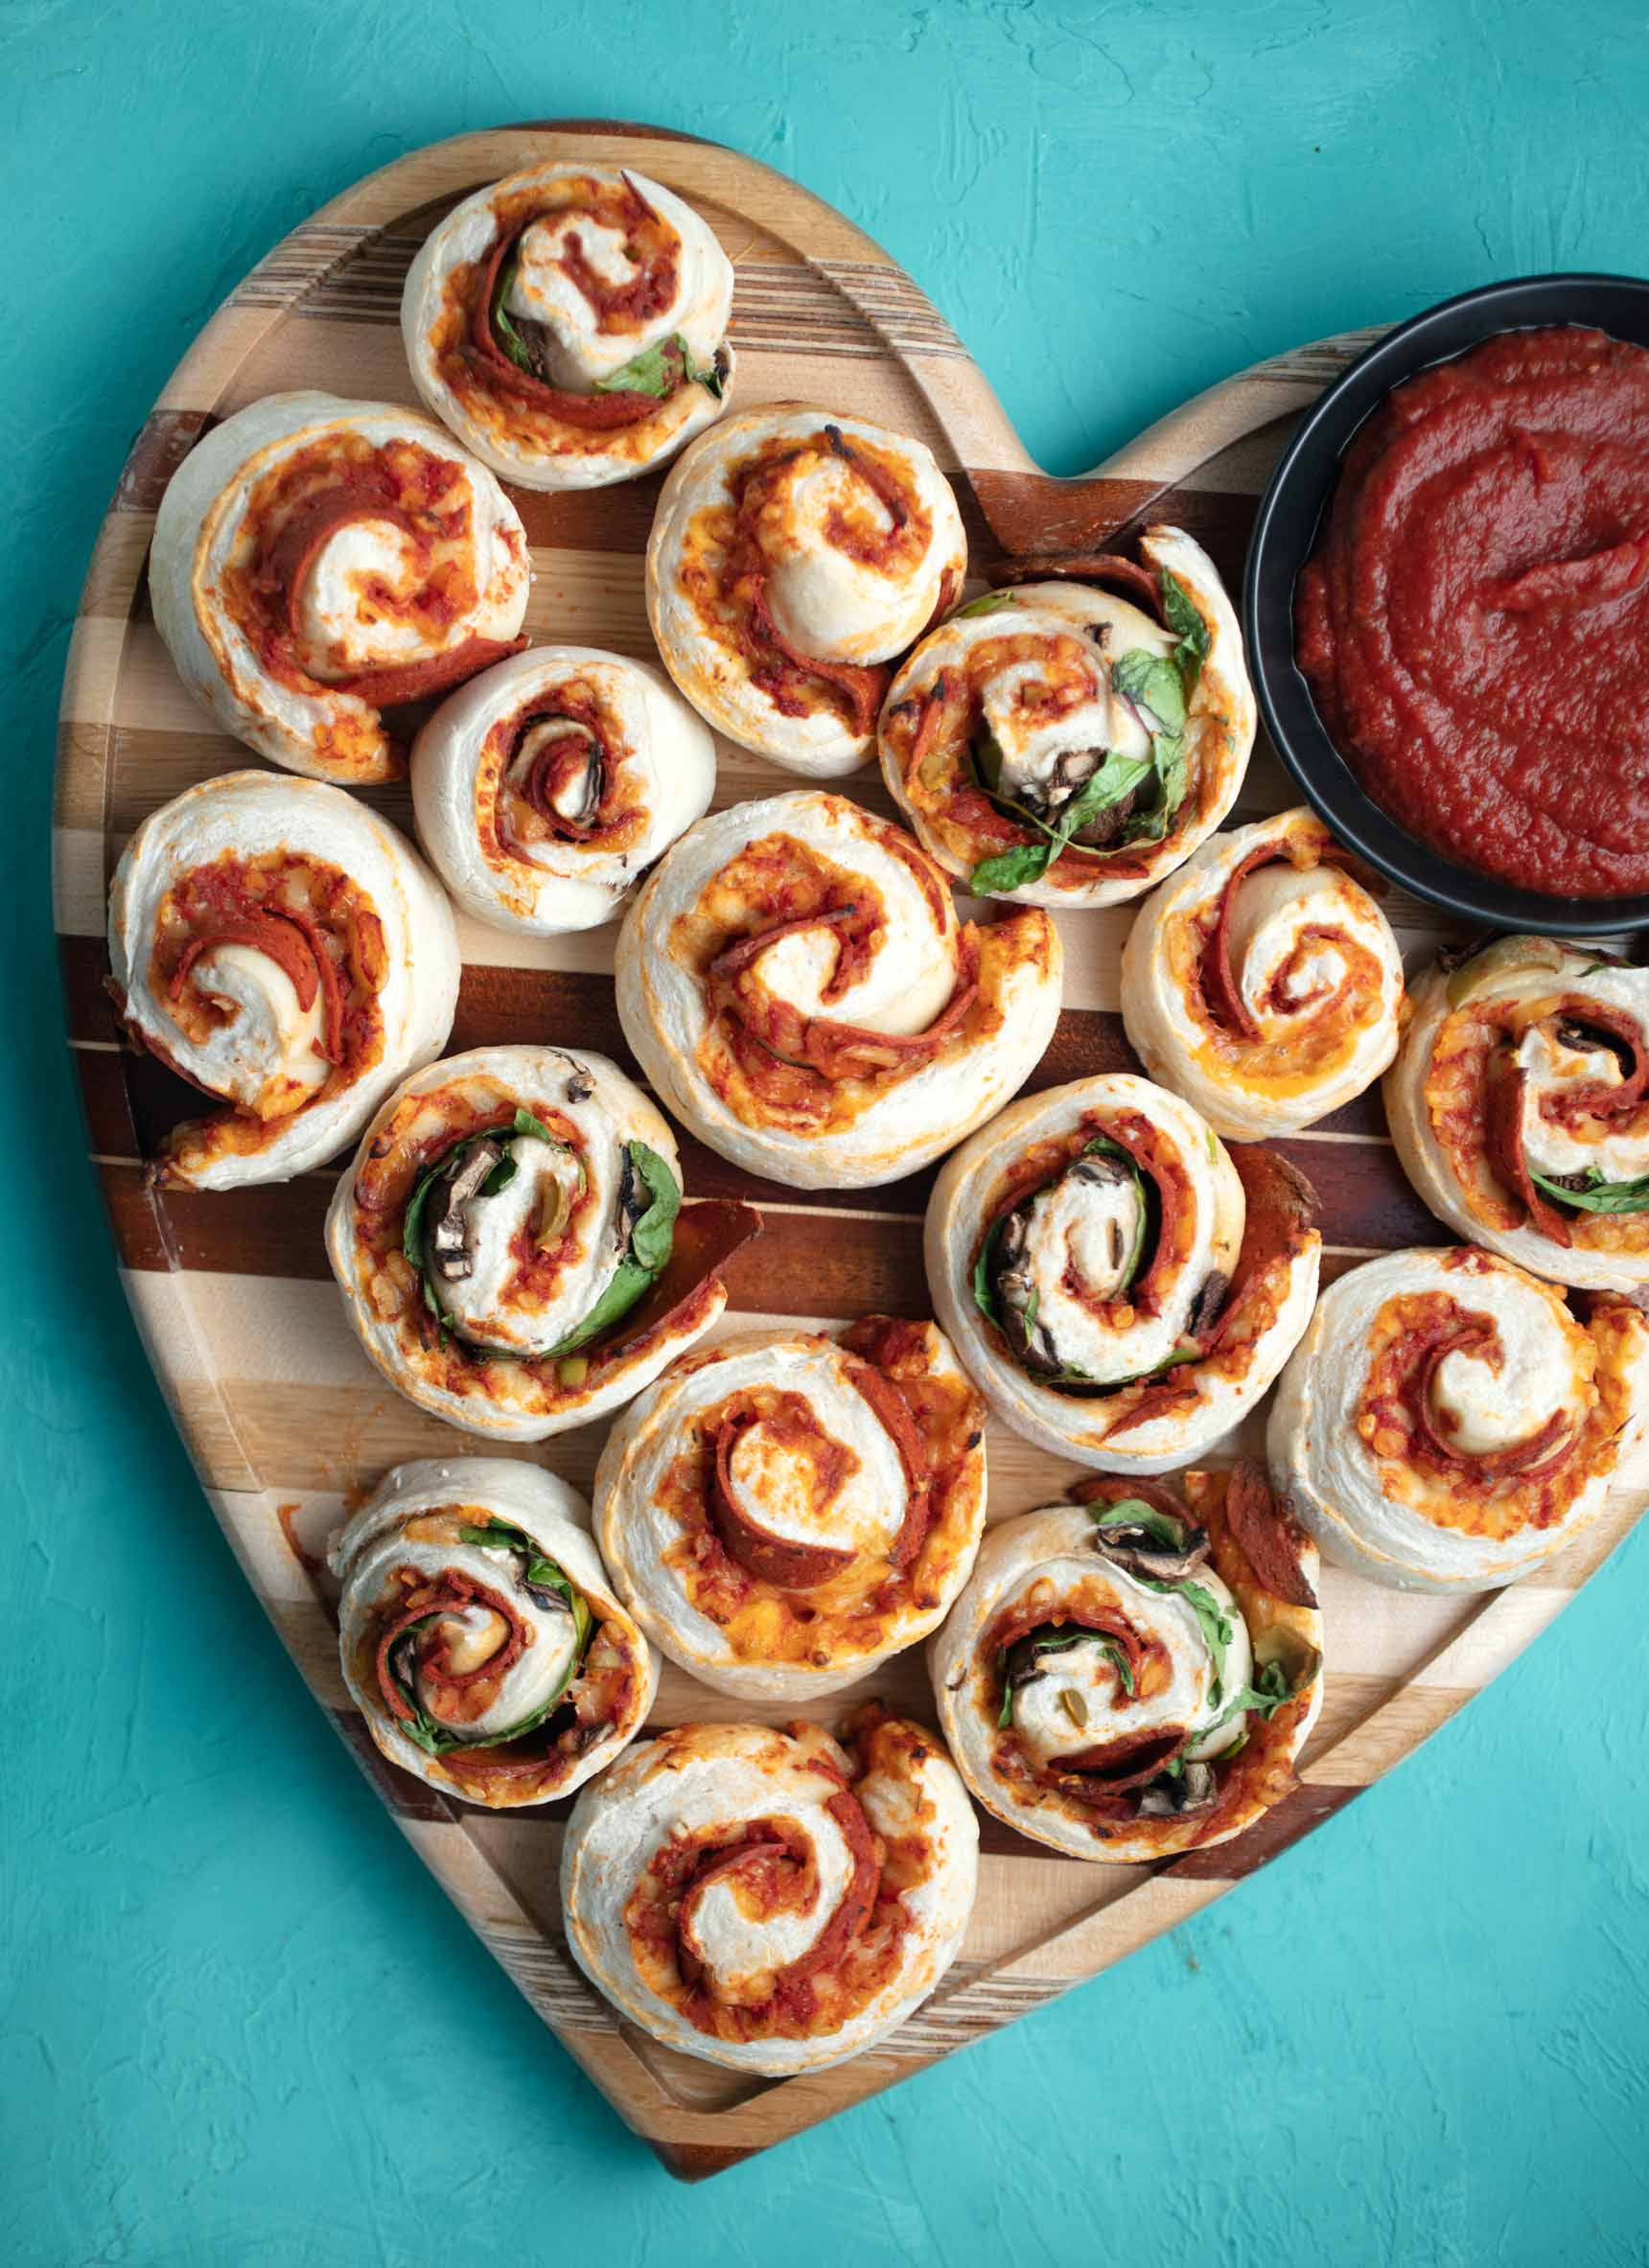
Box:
[410, 644, 715, 936]
[151, 392, 529, 784]
[561, 1707, 977, 2073]
[592, 1319, 987, 1700]
[647, 406, 967, 776]
[1268, 1245, 1649, 1590]
[109, 772, 458, 1190]
[615, 791, 1061, 1189]
[1122, 805, 1405, 1139]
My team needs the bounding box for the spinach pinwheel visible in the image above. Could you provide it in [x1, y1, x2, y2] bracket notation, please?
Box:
[1388, 937, 1649, 1291]
[324, 1043, 759, 1439]
[926, 1072, 1320, 1470]
[331, 1457, 656, 1807]
[930, 1467, 1324, 1860]
[877, 527, 1253, 904]
[402, 159, 733, 490]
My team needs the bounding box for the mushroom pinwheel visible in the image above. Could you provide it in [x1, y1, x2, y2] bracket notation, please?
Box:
[330, 1458, 656, 1807]
[592, 1318, 987, 1700]
[561, 1705, 977, 2072]
[926, 1073, 1321, 1470]
[409, 644, 715, 935]
[108, 771, 458, 1189]
[1387, 937, 1649, 1292]
[323, 1044, 759, 1439]
[877, 527, 1254, 903]
[402, 159, 733, 490]
[1268, 1244, 1649, 1590]
[930, 1467, 1323, 1861]
[1121, 805, 1404, 1139]
[151, 391, 529, 783]
[647, 405, 967, 775]
[615, 790, 1061, 1189]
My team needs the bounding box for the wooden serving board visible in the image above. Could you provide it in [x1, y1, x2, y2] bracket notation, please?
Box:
[53, 122, 1648, 2181]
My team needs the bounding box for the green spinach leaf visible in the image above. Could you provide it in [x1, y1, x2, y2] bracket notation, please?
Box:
[1160, 568, 1210, 695]
[490, 251, 539, 379]
[1111, 647, 1187, 734]
[1530, 1168, 1649, 1215]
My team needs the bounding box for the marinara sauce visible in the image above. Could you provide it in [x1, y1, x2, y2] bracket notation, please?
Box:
[1295, 326, 1649, 897]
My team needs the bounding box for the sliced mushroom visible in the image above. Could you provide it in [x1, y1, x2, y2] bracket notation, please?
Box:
[430, 1137, 504, 1283]
[1136, 1760, 1218, 1817]
[1089, 1516, 1211, 1585]
[1186, 1268, 1230, 1339]
[992, 1209, 1058, 1374]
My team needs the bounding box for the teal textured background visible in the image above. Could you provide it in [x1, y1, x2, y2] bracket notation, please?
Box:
[8, 2, 1649, 2259]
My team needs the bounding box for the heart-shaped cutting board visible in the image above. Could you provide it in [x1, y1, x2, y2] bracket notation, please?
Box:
[52, 121, 1646, 2180]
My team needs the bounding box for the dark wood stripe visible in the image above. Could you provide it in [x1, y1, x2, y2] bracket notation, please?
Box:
[97, 1158, 928, 1309]
[62, 936, 1391, 1145]
[70, 965, 1428, 1252]
[1168, 1778, 1360, 1881]
[116, 408, 213, 515]
[972, 469, 1260, 589]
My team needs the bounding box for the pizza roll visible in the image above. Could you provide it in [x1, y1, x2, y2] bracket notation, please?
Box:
[926, 1073, 1321, 1471]
[931, 1466, 1323, 1860]
[151, 391, 529, 783]
[409, 644, 715, 935]
[108, 770, 458, 1189]
[402, 159, 732, 490]
[330, 1457, 656, 1808]
[1387, 937, 1649, 1291]
[615, 790, 1061, 1189]
[1120, 805, 1404, 1138]
[1268, 1244, 1649, 1590]
[323, 1043, 759, 1440]
[877, 528, 1254, 902]
[592, 1318, 987, 1699]
[561, 1705, 977, 2073]
[647, 405, 967, 775]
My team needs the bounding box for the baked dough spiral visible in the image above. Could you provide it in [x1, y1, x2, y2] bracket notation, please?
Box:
[323, 1043, 759, 1440]
[1120, 805, 1404, 1138]
[108, 770, 459, 1190]
[330, 1457, 657, 1808]
[930, 1466, 1323, 1862]
[592, 1318, 987, 1700]
[1267, 1244, 1649, 1590]
[561, 1705, 977, 2073]
[402, 159, 733, 490]
[647, 405, 967, 775]
[615, 791, 1061, 1189]
[926, 1073, 1321, 1471]
[151, 391, 529, 784]
[1387, 937, 1649, 1292]
[877, 528, 1255, 903]
[409, 644, 715, 935]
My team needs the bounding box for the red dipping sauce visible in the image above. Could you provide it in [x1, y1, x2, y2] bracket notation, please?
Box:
[1295, 325, 1649, 897]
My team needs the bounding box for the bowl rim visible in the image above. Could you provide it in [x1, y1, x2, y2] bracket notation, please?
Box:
[1242, 269, 1649, 939]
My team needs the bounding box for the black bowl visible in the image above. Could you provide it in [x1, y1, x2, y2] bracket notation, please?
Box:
[1243, 271, 1649, 939]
